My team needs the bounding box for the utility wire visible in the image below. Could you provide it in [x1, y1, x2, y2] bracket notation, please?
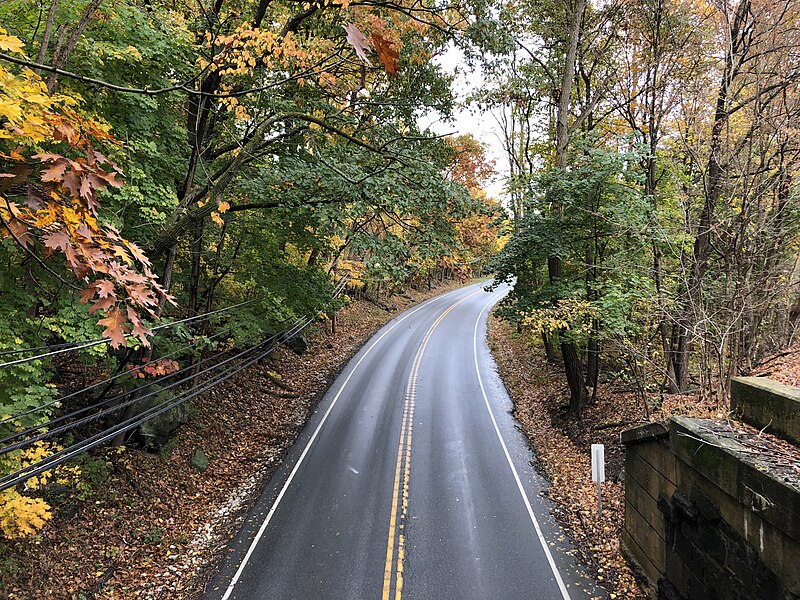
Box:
[0, 335, 278, 492]
[1, 283, 342, 430]
[0, 331, 278, 456]
[0, 277, 347, 490]
[0, 307, 277, 440]
[0, 298, 259, 366]
[0, 296, 254, 357]
[0, 310, 318, 491]
[0, 298, 327, 450]
[0, 311, 260, 428]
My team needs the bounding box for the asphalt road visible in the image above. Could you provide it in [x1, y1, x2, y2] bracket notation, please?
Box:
[206, 282, 601, 600]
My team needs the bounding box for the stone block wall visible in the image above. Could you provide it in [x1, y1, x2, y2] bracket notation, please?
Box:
[621, 423, 673, 586]
[731, 376, 800, 446]
[621, 383, 800, 600]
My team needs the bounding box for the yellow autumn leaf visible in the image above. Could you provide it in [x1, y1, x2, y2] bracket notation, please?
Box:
[0, 100, 23, 122]
[0, 31, 25, 55]
[217, 200, 230, 213]
[0, 489, 52, 539]
[125, 45, 143, 61]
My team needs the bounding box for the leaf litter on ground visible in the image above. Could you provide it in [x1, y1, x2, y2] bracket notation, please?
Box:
[487, 320, 800, 600]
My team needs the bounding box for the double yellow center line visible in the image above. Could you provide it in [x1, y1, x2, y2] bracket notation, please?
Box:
[381, 290, 481, 600]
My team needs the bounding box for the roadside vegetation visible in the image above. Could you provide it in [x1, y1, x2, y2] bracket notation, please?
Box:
[487, 0, 800, 416]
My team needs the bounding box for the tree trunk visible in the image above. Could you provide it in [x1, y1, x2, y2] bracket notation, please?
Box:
[35, 0, 60, 68]
[308, 247, 320, 266]
[542, 331, 555, 362]
[563, 341, 587, 416]
[46, 0, 104, 93]
[187, 217, 205, 317]
[585, 323, 599, 390]
[554, 0, 586, 171]
[549, 0, 587, 416]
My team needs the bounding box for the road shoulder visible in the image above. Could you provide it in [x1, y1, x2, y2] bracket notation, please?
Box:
[487, 314, 646, 599]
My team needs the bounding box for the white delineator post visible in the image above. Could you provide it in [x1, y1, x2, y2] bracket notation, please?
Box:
[591, 444, 605, 518]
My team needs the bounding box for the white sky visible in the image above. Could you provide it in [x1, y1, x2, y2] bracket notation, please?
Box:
[418, 45, 508, 200]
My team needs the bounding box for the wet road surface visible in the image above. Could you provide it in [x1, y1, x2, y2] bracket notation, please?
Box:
[206, 282, 601, 600]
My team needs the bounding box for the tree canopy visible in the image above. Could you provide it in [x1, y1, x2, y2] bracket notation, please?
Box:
[487, 0, 800, 416]
[0, 0, 503, 537]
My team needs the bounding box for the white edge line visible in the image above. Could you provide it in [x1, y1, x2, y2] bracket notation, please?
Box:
[472, 290, 572, 600]
[221, 285, 477, 600]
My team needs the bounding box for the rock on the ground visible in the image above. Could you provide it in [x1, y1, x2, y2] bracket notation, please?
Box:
[191, 447, 209, 472]
[133, 391, 195, 451]
[285, 333, 308, 355]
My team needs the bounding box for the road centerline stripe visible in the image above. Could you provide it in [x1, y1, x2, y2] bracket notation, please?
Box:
[381, 289, 482, 600]
[472, 292, 572, 600]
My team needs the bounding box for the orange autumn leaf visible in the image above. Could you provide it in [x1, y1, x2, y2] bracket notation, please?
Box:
[372, 32, 399, 77]
[97, 307, 130, 349]
[0, 64, 173, 346]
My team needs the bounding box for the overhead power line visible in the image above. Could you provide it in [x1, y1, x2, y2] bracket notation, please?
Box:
[0, 334, 277, 491]
[0, 307, 321, 449]
[0, 298, 259, 368]
[0, 309, 264, 428]
[0, 310, 281, 448]
[0, 277, 348, 492]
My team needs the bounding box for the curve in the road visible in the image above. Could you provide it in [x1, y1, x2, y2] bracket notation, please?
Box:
[207, 282, 601, 600]
[382, 289, 483, 600]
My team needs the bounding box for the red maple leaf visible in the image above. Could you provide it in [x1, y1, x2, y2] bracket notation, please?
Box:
[78, 284, 97, 304]
[78, 176, 92, 200]
[55, 122, 78, 145]
[85, 193, 101, 215]
[127, 305, 151, 346]
[128, 284, 158, 307]
[91, 150, 116, 169]
[125, 241, 151, 266]
[88, 296, 116, 315]
[76, 224, 94, 240]
[40, 160, 70, 183]
[60, 170, 82, 199]
[112, 245, 132, 264]
[90, 170, 123, 188]
[122, 271, 149, 285]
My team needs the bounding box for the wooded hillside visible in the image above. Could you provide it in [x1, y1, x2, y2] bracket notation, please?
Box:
[0, 0, 501, 540]
[488, 0, 800, 417]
